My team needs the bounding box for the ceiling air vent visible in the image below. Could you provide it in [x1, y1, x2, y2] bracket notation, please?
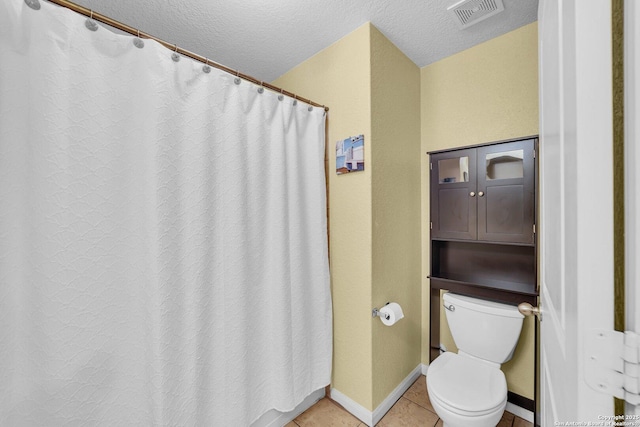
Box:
[447, 0, 505, 29]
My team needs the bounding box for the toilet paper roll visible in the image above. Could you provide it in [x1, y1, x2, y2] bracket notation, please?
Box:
[379, 302, 404, 326]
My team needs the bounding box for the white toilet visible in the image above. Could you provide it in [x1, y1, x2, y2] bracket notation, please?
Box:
[426, 293, 524, 427]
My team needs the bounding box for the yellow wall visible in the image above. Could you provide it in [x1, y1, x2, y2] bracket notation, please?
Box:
[273, 23, 422, 411]
[275, 19, 538, 410]
[421, 22, 539, 399]
[370, 26, 422, 409]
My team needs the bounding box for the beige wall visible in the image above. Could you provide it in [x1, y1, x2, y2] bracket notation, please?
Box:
[275, 19, 538, 410]
[420, 22, 539, 399]
[369, 26, 422, 409]
[273, 23, 422, 411]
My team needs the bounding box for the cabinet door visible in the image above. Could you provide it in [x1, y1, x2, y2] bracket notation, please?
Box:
[430, 149, 477, 240]
[477, 139, 536, 244]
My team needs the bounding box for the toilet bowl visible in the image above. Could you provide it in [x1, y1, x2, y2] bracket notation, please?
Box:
[427, 352, 507, 427]
[426, 293, 524, 427]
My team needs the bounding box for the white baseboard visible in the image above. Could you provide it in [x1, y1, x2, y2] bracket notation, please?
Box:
[371, 364, 423, 425]
[331, 364, 424, 427]
[506, 402, 534, 423]
[421, 362, 429, 375]
[251, 387, 325, 427]
[330, 388, 374, 426]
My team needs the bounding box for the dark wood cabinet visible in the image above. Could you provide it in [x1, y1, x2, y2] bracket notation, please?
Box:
[428, 136, 538, 362]
[430, 139, 536, 244]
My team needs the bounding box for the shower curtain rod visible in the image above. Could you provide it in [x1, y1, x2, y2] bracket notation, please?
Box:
[42, 0, 329, 112]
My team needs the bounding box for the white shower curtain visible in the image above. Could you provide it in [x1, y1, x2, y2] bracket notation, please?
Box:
[0, 1, 331, 425]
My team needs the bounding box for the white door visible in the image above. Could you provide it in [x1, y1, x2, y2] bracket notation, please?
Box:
[539, 0, 615, 423]
[626, 0, 640, 415]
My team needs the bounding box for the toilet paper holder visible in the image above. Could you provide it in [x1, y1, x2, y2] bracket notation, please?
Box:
[372, 302, 391, 320]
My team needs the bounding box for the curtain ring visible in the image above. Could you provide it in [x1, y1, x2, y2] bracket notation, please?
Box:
[85, 9, 99, 31]
[203, 58, 211, 73]
[133, 29, 144, 48]
[171, 44, 180, 62]
[293, 94, 298, 106]
[258, 81, 265, 94]
[234, 70, 241, 85]
[278, 88, 284, 101]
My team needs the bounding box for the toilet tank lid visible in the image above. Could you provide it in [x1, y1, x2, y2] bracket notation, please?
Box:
[443, 293, 523, 319]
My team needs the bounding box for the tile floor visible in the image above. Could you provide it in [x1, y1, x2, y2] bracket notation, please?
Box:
[286, 375, 533, 427]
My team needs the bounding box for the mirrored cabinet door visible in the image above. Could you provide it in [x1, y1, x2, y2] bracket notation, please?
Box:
[438, 156, 470, 184]
[476, 139, 536, 244]
[486, 149, 524, 181]
[430, 148, 477, 240]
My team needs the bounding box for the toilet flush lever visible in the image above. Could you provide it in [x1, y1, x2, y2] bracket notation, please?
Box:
[518, 302, 542, 321]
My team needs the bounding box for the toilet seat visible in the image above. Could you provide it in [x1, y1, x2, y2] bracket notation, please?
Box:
[427, 352, 507, 416]
[429, 390, 504, 418]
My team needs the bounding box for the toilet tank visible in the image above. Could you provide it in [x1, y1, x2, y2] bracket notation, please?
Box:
[443, 293, 524, 364]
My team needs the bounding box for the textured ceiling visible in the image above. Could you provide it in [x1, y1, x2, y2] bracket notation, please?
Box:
[68, 0, 538, 82]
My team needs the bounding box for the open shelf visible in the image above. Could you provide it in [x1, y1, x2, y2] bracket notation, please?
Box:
[430, 239, 537, 304]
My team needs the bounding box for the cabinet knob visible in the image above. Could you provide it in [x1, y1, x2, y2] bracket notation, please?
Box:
[470, 192, 476, 197]
[478, 191, 484, 197]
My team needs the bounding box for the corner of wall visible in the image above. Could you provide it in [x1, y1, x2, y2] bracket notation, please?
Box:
[369, 24, 422, 409]
[273, 18, 539, 414]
